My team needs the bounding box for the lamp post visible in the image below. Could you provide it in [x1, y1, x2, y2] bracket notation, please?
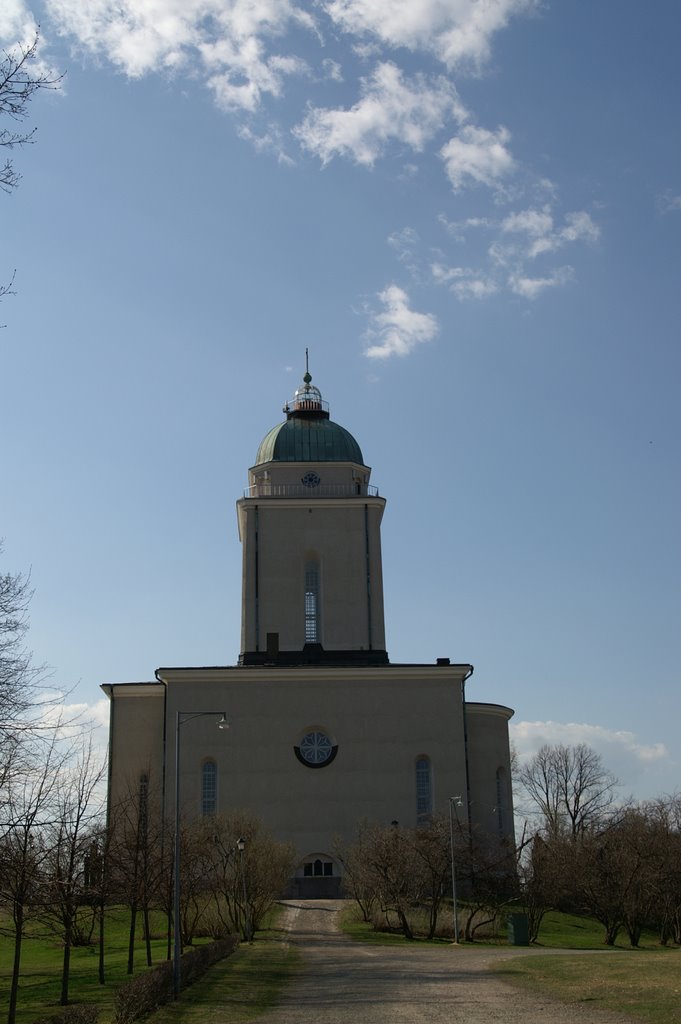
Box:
[173, 710, 228, 999]
[448, 795, 463, 943]
[236, 836, 251, 942]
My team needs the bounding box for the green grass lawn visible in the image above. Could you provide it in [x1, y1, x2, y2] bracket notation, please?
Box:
[0, 905, 296, 1024]
[533, 910, 662, 949]
[0, 908, 193, 1024]
[498, 951, 681, 1024]
[339, 905, 453, 947]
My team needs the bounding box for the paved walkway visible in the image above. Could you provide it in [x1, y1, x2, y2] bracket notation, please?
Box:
[256, 900, 638, 1024]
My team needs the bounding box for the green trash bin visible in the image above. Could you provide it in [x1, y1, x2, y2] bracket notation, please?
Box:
[507, 913, 529, 946]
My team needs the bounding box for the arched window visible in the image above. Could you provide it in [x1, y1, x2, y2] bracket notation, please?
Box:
[138, 772, 149, 834]
[304, 562, 320, 642]
[415, 756, 432, 824]
[201, 760, 217, 816]
[302, 857, 334, 877]
[496, 767, 508, 835]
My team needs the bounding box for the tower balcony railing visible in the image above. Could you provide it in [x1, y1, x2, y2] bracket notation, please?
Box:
[242, 483, 379, 499]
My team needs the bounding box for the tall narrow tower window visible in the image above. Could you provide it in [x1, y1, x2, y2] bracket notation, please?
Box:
[304, 563, 320, 643]
[495, 766, 508, 835]
[415, 756, 432, 824]
[201, 760, 217, 816]
[138, 772, 149, 836]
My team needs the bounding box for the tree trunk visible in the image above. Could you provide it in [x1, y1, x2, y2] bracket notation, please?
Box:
[8, 899, 24, 1024]
[127, 902, 138, 974]
[98, 899, 105, 985]
[60, 919, 72, 1005]
[397, 908, 413, 940]
[143, 903, 152, 966]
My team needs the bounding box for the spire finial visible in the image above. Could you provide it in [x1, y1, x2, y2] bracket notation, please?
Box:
[303, 347, 312, 385]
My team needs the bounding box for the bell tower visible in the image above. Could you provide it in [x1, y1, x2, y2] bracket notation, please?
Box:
[237, 367, 387, 665]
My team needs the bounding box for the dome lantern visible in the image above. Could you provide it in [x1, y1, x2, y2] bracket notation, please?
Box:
[254, 362, 364, 466]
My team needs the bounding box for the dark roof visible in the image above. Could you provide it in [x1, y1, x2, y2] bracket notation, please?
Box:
[255, 416, 364, 465]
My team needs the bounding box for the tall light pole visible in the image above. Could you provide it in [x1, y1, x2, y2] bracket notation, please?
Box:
[236, 836, 251, 942]
[173, 710, 228, 999]
[448, 795, 463, 943]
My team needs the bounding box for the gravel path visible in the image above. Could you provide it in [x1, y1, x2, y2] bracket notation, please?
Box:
[256, 899, 639, 1024]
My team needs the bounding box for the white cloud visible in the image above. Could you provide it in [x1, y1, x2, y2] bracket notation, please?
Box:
[0, 0, 38, 45]
[501, 206, 599, 258]
[203, 44, 309, 112]
[44, 0, 532, 124]
[502, 205, 554, 238]
[433, 201, 597, 300]
[657, 190, 681, 213]
[441, 124, 514, 191]
[508, 265, 573, 298]
[321, 57, 343, 82]
[47, 0, 315, 109]
[453, 277, 497, 299]
[438, 213, 493, 240]
[512, 720, 668, 763]
[238, 122, 295, 164]
[561, 210, 600, 243]
[364, 283, 438, 358]
[431, 261, 464, 284]
[511, 719, 672, 800]
[387, 227, 421, 274]
[37, 695, 110, 748]
[324, 0, 535, 70]
[0, 4, 62, 86]
[294, 62, 464, 165]
[431, 262, 496, 299]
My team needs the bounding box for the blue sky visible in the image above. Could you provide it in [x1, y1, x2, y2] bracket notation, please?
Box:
[2, 0, 680, 804]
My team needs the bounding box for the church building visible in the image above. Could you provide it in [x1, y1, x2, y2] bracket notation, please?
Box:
[103, 369, 514, 895]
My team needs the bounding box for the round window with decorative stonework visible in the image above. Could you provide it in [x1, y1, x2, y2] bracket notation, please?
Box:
[294, 728, 338, 768]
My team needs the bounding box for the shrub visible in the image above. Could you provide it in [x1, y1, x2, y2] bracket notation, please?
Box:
[113, 937, 239, 1024]
[32, 1006, 98, 1024]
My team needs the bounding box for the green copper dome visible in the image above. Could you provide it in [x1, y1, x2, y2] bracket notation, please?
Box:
[254, 372, 364, 466]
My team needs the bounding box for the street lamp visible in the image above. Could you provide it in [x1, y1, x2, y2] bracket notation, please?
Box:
[173, 710, 228, 999]
[236, 836, 251, 942]
[448, 795, 463, 943]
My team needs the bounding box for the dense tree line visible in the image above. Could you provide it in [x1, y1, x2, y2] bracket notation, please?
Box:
[339, 816, 517, 941]
[340, 744, 681, 950]
[517, 743, 681, 946]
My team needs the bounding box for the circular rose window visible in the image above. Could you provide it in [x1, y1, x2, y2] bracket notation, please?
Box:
[294, 730, 338, 769]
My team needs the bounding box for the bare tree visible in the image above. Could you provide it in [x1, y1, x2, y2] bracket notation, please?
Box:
[0, 732, 65, 1024]
[1, 34, 62, 319]
[579, 802, 677, 948]
[200, 811, 294, 942]
[411, 816, 456, 939]
[336, 823, 378, 923]
[107, 773, 165, 973]
[1, 34, 61, 194]
[518, 744, 617, 840]
[42, 741, 105, 1004]
[0, 551, 48, 810]
[341, 820, 451, 940]
[650, 794, 681, 945]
